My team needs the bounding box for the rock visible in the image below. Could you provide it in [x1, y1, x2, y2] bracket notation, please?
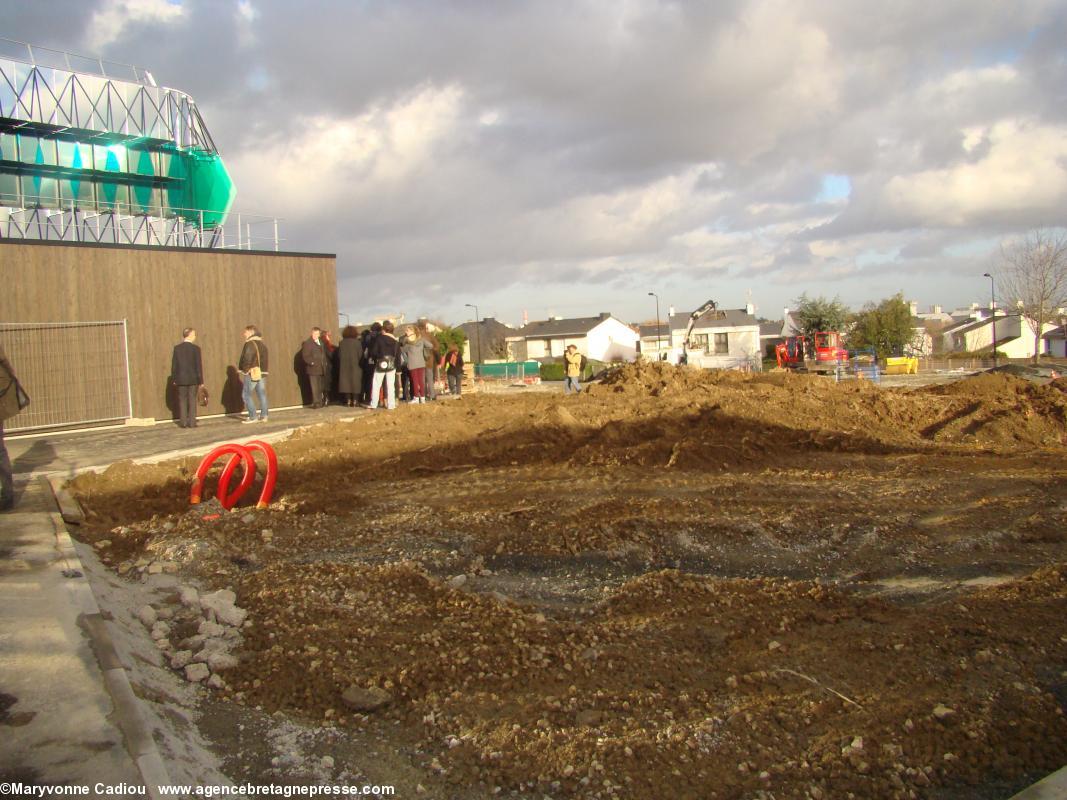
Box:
[156, 606, 175, 620]
[241, 513, 256, 523]
[768, 640, 782, 651]
[932, 704, 955, 720]
[206, 652, 239, 672]
[185, 663, 210, 682]
[975, 649, 994, 664]
[448, 574, 467, 588]
[170, 650, 194, 669]
[94, 539, 112, 549]
[136, 605, 158, 628]
[179, 586, 201, 609]
[147, 563, 163, 575]
[150, 622, 171, 640]
[200, 589, 247, 627]
[575, 709, 604, 727]
[341, 685, 392, 712]
[320, 756, 334, 770]
[216, 604, 247, 628]
[199, 620, 227, 638]
[206, 674, 225, 689]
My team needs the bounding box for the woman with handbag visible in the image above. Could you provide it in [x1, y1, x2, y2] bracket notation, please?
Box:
[367, 320, 401, 410]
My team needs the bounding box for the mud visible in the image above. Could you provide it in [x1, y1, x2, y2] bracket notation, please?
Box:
[69, 365, 1067, 798]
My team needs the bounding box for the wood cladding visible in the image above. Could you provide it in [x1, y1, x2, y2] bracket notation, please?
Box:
[0, 240, 337, 422]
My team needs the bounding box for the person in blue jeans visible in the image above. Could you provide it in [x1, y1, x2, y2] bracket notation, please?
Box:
[563, 345, 585, 394]
[238, 325, 269, 422]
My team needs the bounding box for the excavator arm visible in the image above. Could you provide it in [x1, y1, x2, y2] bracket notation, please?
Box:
[683, 299, 721, 348]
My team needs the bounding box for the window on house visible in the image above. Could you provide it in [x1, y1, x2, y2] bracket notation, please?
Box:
[690, 334, 708, 352]
[714, 333, 729, 354]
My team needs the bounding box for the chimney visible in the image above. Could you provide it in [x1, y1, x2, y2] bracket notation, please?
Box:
[745, 302, 755, 316]
[599, 312, 610, 320]
[908, 300, 918, 317]
[668, 305, 676, 317]
[932, 304, 942, 315]
[523, 309, 528, 326]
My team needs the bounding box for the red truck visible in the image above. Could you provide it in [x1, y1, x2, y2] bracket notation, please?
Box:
[775, 331, 848, 373]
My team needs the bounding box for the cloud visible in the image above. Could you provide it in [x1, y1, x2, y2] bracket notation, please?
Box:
[86, 0, 186, 51]
[6, 0, 1067, 322]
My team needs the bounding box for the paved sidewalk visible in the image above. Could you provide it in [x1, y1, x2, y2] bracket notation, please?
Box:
[6, 403, 368, 480]
[0, 477, 142, 787]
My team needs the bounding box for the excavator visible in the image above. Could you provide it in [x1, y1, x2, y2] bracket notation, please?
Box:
[775, 331, 848, 373]
[681, 299, 726, 350]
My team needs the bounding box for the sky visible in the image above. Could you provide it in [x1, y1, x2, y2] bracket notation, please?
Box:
[6, 0, 1067, 327]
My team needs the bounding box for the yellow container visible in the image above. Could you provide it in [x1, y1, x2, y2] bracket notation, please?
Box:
[884, 356, 918, 375]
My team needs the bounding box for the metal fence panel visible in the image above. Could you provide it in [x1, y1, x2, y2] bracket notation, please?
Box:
[1, 320, 131, 432]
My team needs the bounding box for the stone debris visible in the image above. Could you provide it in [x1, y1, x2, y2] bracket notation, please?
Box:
[136, 604, 158, 628]
[341, 685, 393, 712]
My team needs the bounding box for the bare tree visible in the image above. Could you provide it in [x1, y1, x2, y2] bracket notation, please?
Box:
[997, 229, 1067, 361]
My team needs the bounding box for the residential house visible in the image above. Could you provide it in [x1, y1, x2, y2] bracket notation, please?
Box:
[506, 313, 639, 363]
[458, 316, 515, 362]
[638, 323, 672, 360]
[1043, 325, 1067, 358]
[947, 314, 1058, 358]
[669, 305, 762, 370]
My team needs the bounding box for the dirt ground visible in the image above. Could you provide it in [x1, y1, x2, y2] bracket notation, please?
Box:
[69, 364, 1067, 799]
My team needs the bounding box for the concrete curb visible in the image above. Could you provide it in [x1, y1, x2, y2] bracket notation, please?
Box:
[45, 478, 174, 800]
[1009, 765, 1067, 799]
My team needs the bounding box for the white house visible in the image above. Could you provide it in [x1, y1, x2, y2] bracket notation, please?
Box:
[668, 306, 762, 370]
[1043, 325, 1067, 358]
[638, 323, 671, 360]
[506, 313, 639, 362]
[948, 314, 1058, 358]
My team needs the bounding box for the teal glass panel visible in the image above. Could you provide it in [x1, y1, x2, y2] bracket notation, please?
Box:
[131, 183, 153, 214]
[133, 148, 156, 177]
[57, 140, 84, 169]
[98, 182, 129, 212]
[178, 150, 235, 227]
[26, 174, 58, 207]
[0, 172, 19, 205]
[60, 177, 94, 207]
[19, 135, 39, 164]
[94, 143, 127, 173]
[0, 133, 17, 161]
[34, 138, 57, 166]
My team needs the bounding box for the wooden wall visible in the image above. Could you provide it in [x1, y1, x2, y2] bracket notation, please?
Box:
[0, 239, 337, 423]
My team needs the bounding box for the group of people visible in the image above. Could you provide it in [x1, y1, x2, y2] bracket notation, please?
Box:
[169, 321, 468, 426]
[348, 320, 465, 411]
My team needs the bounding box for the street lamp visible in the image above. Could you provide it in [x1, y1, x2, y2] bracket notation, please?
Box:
[982, 273, 997, 368]
[465, 303, 482, 369]
[647, 292, 662, 360]
[338, 311, 350, 327]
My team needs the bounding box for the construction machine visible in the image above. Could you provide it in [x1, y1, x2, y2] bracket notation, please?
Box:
[775, 331, 848, 373]
[682, 299, 726, 349]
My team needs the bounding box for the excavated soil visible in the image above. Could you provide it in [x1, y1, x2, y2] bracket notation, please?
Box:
[69, 364, 1067, 799]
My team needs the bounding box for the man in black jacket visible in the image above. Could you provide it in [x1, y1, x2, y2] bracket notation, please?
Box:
[301, 327, 328, 408]
[171, 328, 203, 428]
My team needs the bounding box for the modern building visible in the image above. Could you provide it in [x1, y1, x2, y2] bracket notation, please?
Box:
[0, 41, 336, 431]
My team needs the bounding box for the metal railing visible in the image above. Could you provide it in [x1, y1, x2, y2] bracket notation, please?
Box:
[0, 37, 155, 85]
[1, 321, 132, 432]
[0, 198, 283, 251]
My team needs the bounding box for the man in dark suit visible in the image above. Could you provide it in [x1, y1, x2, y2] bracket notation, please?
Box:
[171, 328, 203, 428]
[301, 327, 328, 408]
